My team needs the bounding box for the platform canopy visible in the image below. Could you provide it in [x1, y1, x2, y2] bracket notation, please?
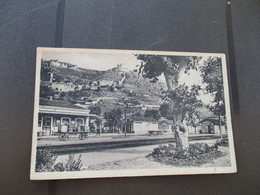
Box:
[38, 105, 96, 117]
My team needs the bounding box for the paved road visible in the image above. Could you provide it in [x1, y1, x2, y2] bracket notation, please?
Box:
[57, 144, 161, 168]
[37, 134, 220, 154]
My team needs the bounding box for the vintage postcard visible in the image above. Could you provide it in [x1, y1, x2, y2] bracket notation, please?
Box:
[30, 48, 236, 180]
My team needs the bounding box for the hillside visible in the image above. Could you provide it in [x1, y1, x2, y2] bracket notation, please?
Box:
[40, 60, 167, 113]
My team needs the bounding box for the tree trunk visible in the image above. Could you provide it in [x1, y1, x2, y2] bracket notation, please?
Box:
[174, 120, 189, 151]
[164, 70, 189, 150]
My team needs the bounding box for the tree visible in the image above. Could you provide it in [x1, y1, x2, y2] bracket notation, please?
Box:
[201, 56, 225, 139]
[144, 109, 160, 120]
[104, 108, 123, 133]
[89, 105, 103, 133]
[89, 116, 103, 133]
[41, 61, 51, 81]
[136, 54, 202, 151]
[159, 103, 173, 120]
[89, 105, 102, 116]
[53, 74, 64, 83]
[59, 91, 66, 98]
[40, 85, 55, 98]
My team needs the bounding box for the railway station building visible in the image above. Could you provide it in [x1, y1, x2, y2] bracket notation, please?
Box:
[37, 105, 96, 136]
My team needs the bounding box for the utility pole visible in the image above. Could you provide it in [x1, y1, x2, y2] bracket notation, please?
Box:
[124, 106, 127, 137]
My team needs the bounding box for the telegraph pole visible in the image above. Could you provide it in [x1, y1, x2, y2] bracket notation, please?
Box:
[124, 106, 127, 137]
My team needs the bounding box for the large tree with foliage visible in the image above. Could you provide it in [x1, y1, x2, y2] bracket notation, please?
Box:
[104, 108, 123, 133]
[159, 103, 174, 120]
[201, 56, 225, 138]
[89, 105, 102, 116]
[89, 105, 103, 132]
[137, 54, 202, 151]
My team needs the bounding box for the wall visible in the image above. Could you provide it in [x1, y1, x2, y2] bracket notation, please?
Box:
[133, 122, 158, 134]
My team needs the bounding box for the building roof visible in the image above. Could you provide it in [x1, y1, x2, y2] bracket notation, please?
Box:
[128, 116, 158, 123]
[198, 118, 226, 125]
[159, 119, 174, 126]
[38, 105, 96, 117]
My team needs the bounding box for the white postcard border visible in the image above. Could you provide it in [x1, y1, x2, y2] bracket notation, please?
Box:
[30, 48, 237, 180]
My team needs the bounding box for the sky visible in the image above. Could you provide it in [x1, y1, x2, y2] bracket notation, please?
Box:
[42, 50, 214, 104]
[42, 51, 142, 71]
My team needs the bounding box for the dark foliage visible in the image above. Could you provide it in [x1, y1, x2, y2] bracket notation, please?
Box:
[148, 143, 223, 167]
[36, 147, 57, 172]
[40, 85, 55, 98]
[36, 148, 82, 172]
[89, 105, 102, 116]
[201, 57, 226, 119]
[144, 109, 160, 120]
[214, 138, 229, 147]
[104, 108, 123, 130]
[159, 103, 174, 120]
[54, 154, 82, 172]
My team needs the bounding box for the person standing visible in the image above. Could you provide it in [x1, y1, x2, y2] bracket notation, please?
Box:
[96, 127, 100, 136]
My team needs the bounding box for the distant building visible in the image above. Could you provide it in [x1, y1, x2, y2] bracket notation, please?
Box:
[52, 82, 74, 92]
[126, 116, 159, 135]
[142, 104, 160, 110]
[197, 118, 227, 135]
[129, 104, 160, 111]
[99, 80, 113, 87]
[158, 119, 174, 133]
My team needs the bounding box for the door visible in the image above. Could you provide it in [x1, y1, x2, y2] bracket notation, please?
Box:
[75, 118, 84, 131]
[208, 125, 214, 134]
[61, 117, 71, 132]
[43, 117, 52, 136]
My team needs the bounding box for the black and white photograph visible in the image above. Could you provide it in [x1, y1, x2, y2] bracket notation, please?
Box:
[30, 48, 236, 180]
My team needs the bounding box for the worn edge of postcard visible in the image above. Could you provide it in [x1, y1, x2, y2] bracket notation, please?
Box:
[30, 47, 237, 180]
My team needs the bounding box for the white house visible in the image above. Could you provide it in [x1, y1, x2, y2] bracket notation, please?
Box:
[126, 116, 159, 135]
[99, 80, 114, 87]
[51, 82, 75, 92]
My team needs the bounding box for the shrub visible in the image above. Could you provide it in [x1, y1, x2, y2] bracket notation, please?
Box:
[36, 148, 83, 172]
[214, 138, 229, 147]
[54, 154, 82, 172]
[36, 147, 57, 172]
[148, 143, 222, 167]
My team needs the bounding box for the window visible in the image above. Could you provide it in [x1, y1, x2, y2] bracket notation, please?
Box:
[61, 117, 71, 125]
[75, 118, 84, 126]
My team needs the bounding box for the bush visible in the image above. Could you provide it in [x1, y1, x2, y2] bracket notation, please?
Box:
[214, 138, 229, 147]
[148, 143, 223, 167]
[36, 148, 82, 172]
[36, 147, 57, 172]
[54, 154, 82, 172]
